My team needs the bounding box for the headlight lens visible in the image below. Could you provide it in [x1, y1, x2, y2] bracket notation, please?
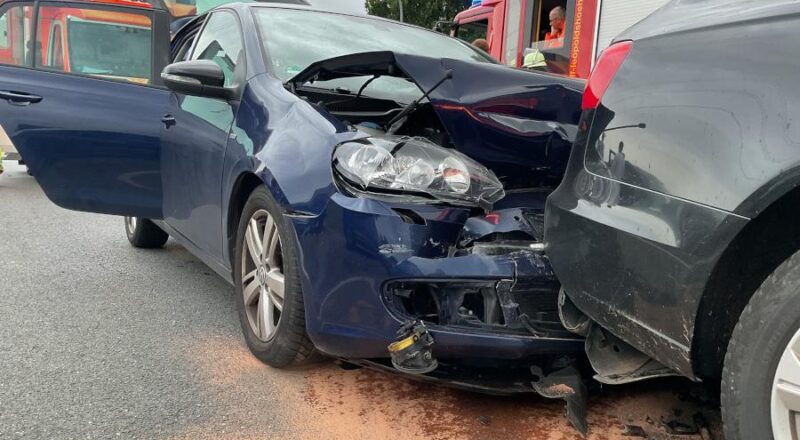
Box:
[333, 136, 504, 208]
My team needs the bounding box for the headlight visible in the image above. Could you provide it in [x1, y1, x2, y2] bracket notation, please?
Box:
[333, 136, 504, 209]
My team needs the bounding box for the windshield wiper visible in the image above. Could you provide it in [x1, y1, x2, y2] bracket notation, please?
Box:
[320, 75, 382, 109]
[386, 69, 452, 135]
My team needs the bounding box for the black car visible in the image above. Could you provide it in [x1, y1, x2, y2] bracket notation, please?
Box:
[545, 0, 800, 438]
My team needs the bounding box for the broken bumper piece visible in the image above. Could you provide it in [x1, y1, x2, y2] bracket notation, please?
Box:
[291, 192, 584, 363]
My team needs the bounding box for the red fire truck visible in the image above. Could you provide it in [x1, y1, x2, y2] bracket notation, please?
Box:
[451, 0, 668, 79]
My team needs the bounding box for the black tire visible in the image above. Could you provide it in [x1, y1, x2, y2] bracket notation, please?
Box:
[722, 250, 800, 440]
[234, 186, 315, 367]
[124, 217, 169, 248]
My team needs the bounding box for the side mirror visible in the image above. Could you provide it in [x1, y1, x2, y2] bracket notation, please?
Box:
[161, 60, 234, 100]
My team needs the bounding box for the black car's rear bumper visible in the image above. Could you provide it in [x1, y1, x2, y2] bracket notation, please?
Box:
[543, 133, 749, 378]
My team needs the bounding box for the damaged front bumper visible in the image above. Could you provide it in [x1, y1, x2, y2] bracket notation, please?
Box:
[291, 191, 584, 366]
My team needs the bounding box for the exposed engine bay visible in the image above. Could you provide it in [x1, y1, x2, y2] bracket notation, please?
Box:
[286, 51, 591, 434]
[287, 51, 585, 192]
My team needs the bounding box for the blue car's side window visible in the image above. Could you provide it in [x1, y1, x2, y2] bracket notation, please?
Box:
[190, 10, 242, 88]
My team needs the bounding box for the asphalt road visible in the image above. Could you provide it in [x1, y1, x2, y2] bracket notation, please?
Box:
[0, 161, 722, 440]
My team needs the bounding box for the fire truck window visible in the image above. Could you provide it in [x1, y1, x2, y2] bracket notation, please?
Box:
[48, 24, 64, 70]
[534, 1, 567, 45]
[36, 6, 153, 84]
[0, 14, 7, 47]
[0, 4, 33, 67]
[454, 19, 487, 46]
[521, 1, 569, 75]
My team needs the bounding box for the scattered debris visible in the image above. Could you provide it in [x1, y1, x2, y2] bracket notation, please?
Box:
[387, 320, 437, 374]
[531, 365, 588, 436]
[621, 424, 647, 437]
[664, 417, 698, 435]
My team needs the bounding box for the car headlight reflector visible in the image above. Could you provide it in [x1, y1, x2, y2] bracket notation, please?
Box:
[333, 136, 504, 208]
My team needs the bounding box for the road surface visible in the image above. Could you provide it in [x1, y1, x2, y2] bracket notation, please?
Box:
[0, 161, 721, 439]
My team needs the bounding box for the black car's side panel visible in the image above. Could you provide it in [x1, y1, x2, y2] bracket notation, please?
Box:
[546, 111, 749, 376]
[546, 0, 800, 377]
[586, 5, 800, 217]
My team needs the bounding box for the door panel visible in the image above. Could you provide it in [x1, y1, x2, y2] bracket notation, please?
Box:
[161, 10, 242, 257]
[0, 67, 170, 217]
[162, 94, 234, 256]
[0, 1, 171, 218]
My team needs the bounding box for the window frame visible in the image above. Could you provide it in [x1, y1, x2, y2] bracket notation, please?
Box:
[35, 1, 159, 84]
[0, 1, 34, 66]
[1, 0, 171, 88]
[187, 8, 245, 90]
[453, 18, 488, 45]
[46, 20, 62, 68]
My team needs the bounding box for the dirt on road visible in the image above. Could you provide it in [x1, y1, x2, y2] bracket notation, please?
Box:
[292, 364, 720, 440]
[179, 334, 721, 440]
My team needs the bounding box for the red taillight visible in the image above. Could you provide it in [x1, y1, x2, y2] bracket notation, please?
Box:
[582, 41, 633, 110]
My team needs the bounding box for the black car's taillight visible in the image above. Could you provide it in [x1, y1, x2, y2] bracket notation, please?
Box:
[582, 41, 633, 110]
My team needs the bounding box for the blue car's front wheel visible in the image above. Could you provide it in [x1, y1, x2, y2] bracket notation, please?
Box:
[234, 186, 316, 367]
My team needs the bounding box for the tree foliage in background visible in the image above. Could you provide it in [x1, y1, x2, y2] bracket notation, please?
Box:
[365, 0, 468, 29]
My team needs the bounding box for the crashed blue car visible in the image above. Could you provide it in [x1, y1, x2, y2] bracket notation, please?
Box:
[0, 1, 585, 388]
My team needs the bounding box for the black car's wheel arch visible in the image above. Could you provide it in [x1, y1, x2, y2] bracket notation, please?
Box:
[692, 185, 800, 379]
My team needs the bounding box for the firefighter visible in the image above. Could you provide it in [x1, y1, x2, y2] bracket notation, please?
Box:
[545, 6, 566, 41]
[471, 38, 489, 52]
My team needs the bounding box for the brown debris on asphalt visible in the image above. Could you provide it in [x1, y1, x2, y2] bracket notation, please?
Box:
[289, 364, 721, 440]
[170, 334, 721, 440]
[622, 424, 647, 437]
[540, 383, 576, 396]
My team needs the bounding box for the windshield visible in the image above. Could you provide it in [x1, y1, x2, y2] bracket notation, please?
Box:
[67, 19, 151, 80]
[454, 19, 488, 45]
[254, 8, 492, 103]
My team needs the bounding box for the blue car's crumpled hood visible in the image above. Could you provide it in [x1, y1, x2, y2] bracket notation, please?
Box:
[289, 51, 585, 189]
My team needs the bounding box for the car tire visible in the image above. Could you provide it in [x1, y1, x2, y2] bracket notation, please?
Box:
[124, 216, 169, 248]
[233, 186, 316, 368]
[722, 249, 800, 440]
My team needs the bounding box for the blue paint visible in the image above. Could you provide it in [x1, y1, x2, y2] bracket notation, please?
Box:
[1, 3, 585, 363]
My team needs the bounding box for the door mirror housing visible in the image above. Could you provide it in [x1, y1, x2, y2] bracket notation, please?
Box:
[161, 60, 234, 101]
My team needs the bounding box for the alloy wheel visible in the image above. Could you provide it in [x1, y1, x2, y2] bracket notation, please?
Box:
[125, 216, 138, 235]
[771, 327, 800, 439]
[241, 209, 285, 342]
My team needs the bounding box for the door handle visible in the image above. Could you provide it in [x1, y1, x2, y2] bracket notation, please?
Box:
[161, 114, 176, 129]
[0, 90, 42, 106]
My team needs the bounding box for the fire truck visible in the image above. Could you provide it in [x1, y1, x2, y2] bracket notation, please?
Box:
[451, 0, 669, 79]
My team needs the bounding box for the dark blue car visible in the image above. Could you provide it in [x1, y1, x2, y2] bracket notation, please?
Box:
[0, 0, 586, 385]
